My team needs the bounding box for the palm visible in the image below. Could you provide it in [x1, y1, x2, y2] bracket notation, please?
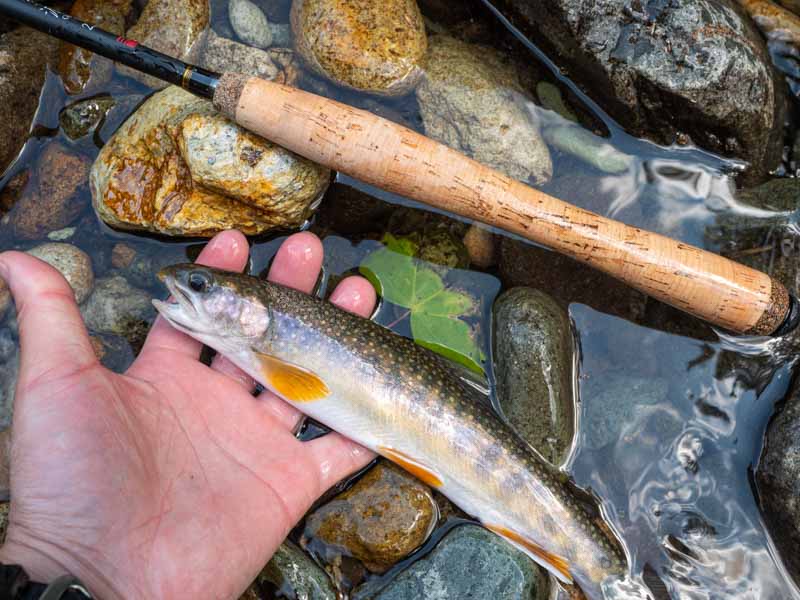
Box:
[0, 231, 375, 599]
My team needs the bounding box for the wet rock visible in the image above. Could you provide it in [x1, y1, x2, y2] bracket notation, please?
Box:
[493, 287, 574, 464]
[303, 461, 437, 573]
[26, 243, 94, 304]
[463, 224, 495, 269]
[493, 0, 784, 184]
[583, 374, 669, 450]
[739, 0, 800, 45]
[416, 34, 552, 185]
[0, 502, 9, 544]
[199, 31, 299, 83]
[779, 0, 800, 16]
[229, 0, 272, 48]
[89, 333, 136, 371]
[0, 350, 18, 429]
[0, 279, 9, 322]
[0, 28, 59, 174]
[385, 208, 470, 269]
[242, 540, 337, 600]
[0, 171, 29, 216]
[60, 96, 117, 141]
[268, 23, 291, 47]
[80, 276, 154, 349]
[58, 0, 133, 94]
[362, 524, 543, 600]
[0, 428, 9, 501]
[47, 227, 77, 241]
[757, 378, 800, 584]
[254, 0, 290, 22]
[0, 330, 14, 363]
[118, 0, 209, 88]
[291, 0, 427, 96]
[90, 86, 329, 237]
[499, 237, 647, 324]
[123, 246, 187, 289]
[6, 143, 91, 240]
[111, 243, 137, 269]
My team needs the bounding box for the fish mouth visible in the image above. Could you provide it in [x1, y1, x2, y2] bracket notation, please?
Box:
[152, 274, 205, 335]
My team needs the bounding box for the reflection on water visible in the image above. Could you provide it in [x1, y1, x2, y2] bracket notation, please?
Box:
[571, 306, 799, 599]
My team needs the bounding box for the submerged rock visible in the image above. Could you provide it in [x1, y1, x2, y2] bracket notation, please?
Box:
[363, 524, 544, 600]
[0, 349, 18, 429]
[303, 461, 437, 573]
[80, 276, 153, 348]
[5, 142, 91, 240]
[291, 0, 427, 96]
[199, 32, 299, 82]
[58, 0, 133, 94]
[0, 27, 59, 174]
[463, 224, 495, 268]
[0, 279, 9, 321]
[738, 0, 800, 46]
[416, 34, 552, 185]
[493, 287, 574, 464]
[229, 0, 272, 48]
[242, 540, 337, 600]
[90, 86, 329, 236]
[493, 0, 784, 183]
[118, 0, 209, 88]
[26, 243, 94, 304]
[757, 379, 800, 584]
[60, 96, 117, 141]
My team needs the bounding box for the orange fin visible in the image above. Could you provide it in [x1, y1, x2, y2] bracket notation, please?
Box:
[255, 351, 329, 402]
[485, 523, 573, 584]
[378, 446, 443, 488]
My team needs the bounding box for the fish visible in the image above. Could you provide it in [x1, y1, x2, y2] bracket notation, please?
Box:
[153, 265, 647, 599]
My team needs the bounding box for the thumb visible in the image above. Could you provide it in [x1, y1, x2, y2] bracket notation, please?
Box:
[0, 251, 97, 388]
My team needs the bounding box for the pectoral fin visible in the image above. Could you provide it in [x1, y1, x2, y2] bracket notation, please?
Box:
[255, 351, 329, 402]
[484, 523, 573, 584]
[378, 446, 443, 488]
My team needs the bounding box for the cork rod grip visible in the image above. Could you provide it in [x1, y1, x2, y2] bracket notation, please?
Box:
[215, 74, 789, 336]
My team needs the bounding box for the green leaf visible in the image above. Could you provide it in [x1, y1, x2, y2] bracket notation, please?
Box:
[360, 243, 485, 374]
[381, 232, 418, 257]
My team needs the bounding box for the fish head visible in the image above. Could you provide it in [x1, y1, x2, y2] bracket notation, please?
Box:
[153, 264, 271, 352]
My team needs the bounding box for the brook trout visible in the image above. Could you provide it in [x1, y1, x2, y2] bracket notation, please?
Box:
[154, 265, 643, 599]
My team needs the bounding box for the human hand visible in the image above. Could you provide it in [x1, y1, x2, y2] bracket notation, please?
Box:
[0, 231, 377, 599]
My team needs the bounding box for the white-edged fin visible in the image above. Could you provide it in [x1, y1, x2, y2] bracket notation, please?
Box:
[484, 523, 574, 585]
[254, 350, 329, 403]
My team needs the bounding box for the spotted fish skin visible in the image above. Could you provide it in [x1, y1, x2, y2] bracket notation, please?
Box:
[154, 265, 629, 599]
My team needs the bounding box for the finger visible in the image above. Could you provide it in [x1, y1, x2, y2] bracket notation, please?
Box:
[138, 230, 249, 361]
[0, 251, 97, 385]
[304, 432, 376, 491]
[209, 354, 257, 392]
[258, 273, 377, 431]
[267, 231, 324, 293]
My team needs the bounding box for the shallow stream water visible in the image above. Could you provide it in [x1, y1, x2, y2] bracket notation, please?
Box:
[1, 0, 800, 598]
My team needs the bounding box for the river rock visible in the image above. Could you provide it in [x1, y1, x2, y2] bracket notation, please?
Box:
[57, 0, 133, 94]
[0, 28, 59, 174]
[416, 34, 552, 185]
[0, 349, 18, 430]
[499, 237, 648, 323]
[241, 540, 337, 600]
[492, 0, 783, 184]
[493, 287, 574, 464]
[757, 378, 800, 584]
[26, 243, 94, 305]
[291, 0, 427, 96]
[90, 86, 329, 236]
[80, 276, 154, 349]
[118, 0, 209, 88]
[60, 96, 117, 141]
[303, 461, 437, 573]
[463, 224, 495, 268]
[229, 0, 272, 48]
[199, 32, 299, 82]
[362, 524, 543, 600]
[0, 279, 9, 322]
[5, 143, 91, 240]
[268, 23, 291, 47]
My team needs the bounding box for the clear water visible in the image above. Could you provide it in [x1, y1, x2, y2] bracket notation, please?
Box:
[1, 0, 799, 597]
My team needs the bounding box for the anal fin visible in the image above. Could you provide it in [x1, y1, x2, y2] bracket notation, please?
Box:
[484, 523, 573, 585]
[377, 446, 443, 488]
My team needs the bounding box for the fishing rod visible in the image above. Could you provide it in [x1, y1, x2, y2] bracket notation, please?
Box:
[1, 0, 798, 337]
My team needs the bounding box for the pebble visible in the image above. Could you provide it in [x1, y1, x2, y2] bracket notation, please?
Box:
[416, 34, 552, 185]
[291, 0, 427, 96]
[111, 243, 137, 269]
[60, 96, 117, 141]
[199, 31, 299, 83]
[90, 86, 329, 237]
[303, 461, 437, 573]
[80, 276, 154, 350]
[47, 227, 77, 241]
[463, 224, 495, 268]
[493, 287, 574, 464]
[27, 243, 95, 304]
[6, 142, 91, 241]
[229, 0, 272, 48]
[241, 540, 337, 600]
[361, 524, 543, 600]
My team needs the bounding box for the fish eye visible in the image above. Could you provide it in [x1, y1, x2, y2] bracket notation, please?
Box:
[188, 270, 212, 293]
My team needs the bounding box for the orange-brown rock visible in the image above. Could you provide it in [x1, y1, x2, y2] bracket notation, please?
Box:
[90, 86, 330, 236]
[58, 0, 133, 94]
